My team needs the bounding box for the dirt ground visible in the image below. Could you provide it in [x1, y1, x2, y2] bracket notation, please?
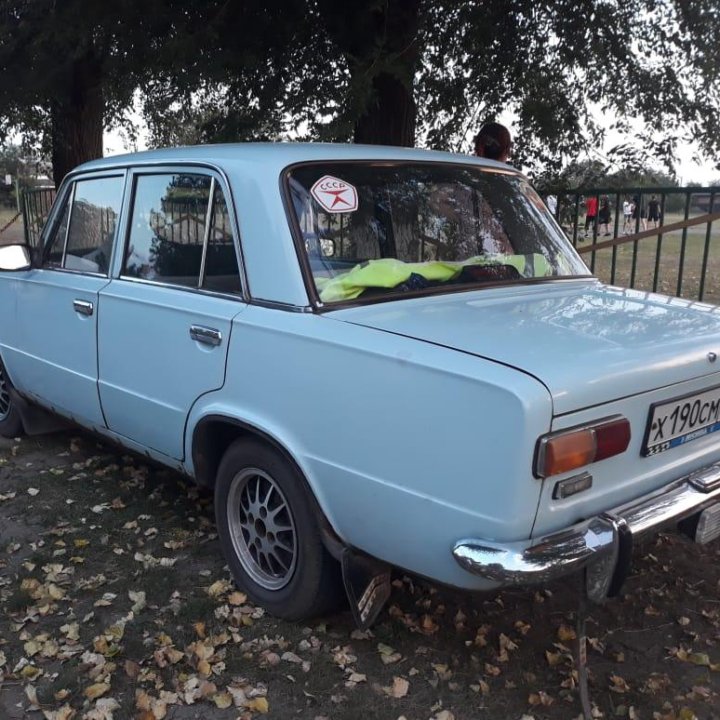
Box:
[1, 431, 719, 720]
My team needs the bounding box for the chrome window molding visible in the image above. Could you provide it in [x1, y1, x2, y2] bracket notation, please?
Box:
[279, 160, 594, 313]
[116, 273, 246, 302]
[198, 177, 216, 290]
[120, 165, 249, 301]
[249, 298, 314, 313]
[58, 181, 77, 270]
[40, 171, 128, 279]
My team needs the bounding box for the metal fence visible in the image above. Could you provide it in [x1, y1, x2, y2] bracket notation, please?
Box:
[22, 186, 56, 248]
[554, 186, 720, 304]
[20, 183, 720, 305]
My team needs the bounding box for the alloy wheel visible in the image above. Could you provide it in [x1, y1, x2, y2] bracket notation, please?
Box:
[226, 467, 298, 590]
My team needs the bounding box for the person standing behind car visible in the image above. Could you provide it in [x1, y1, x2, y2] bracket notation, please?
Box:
[583, 195, 598, 239]
[647, 194, 661, 229]
[474, 122, 512, 163]
[623, 197, 633, 234]
[632, 194, 646, 231]
[598, 196, 612, 236]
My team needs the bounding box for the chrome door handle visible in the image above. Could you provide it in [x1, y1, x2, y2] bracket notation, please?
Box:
[73, 300, 94, 316]
[190, 325, 222, 346]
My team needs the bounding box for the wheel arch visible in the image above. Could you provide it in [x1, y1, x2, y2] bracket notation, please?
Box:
[190, 414, 345, 559]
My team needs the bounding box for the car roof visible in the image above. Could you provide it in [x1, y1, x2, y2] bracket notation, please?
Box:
[73, 142, 518, 175]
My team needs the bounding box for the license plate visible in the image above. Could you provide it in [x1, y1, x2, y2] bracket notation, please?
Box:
[643, 385, 720, 456]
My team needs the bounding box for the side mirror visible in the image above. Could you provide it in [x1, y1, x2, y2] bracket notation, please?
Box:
[0, 244, 32, 271]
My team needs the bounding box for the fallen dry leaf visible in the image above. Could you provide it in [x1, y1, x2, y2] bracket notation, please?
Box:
[246, 697, 269, 714]
[84, 683, 111, 700]
[384, 676, 410, 698]
[557, 624, 576, 642]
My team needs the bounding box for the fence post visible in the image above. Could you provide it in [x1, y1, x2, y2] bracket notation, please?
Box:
[699, 191, 716, 302]
[676, 191, 691, 297]
[652, 193, 666, 293]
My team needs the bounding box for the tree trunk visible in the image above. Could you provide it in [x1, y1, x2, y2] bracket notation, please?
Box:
[353, 71, 417, 147]
[352, 0, 420, 147]
[320, 0, 421, 147]
[51, 54, 104, 187]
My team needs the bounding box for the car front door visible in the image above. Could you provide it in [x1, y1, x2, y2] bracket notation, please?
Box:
[8, 174, 126, 428]
[97, 169, 245, 459]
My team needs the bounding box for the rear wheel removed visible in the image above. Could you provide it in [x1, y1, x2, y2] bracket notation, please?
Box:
[214, 439, 342, 620]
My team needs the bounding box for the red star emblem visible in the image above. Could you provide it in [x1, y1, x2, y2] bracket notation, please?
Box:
[324, 189, 351, 209]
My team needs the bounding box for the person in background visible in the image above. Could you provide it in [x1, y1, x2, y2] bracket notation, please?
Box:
[623, 197, 633, 234]
[474, 122, 512, 163]
[546, 194, 557, 217]
[583, 195, 598, 239]
[632, 194, 646, 231]
[647, 194, 661, 229]
[598, 196, 612, 236]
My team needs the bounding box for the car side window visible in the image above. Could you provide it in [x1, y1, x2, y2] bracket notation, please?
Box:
[43, 177, 123, 275]
[124, 172, 241, 292]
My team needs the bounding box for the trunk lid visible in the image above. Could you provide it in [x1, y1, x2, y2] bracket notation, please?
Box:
[327, 280, 720, 415]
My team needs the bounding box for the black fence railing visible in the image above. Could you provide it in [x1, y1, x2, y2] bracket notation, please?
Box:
[22, 183, 720, 305]
[22, 186, 56, 248]
[554, 186, 720, 304]
[21, 187, 233, 250]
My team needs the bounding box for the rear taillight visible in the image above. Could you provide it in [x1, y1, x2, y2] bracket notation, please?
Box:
[535, 416, 631, 478]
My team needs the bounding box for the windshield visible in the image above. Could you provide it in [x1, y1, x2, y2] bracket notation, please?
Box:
[286, 162, 589, 305]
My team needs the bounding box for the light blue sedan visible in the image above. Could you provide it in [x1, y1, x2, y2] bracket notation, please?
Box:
[1, 144, 720, 626]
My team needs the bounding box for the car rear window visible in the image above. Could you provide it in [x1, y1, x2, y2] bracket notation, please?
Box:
[286, 163, 589, 304]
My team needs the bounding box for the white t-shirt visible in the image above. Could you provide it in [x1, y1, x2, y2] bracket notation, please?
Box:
[623, 201, 632, 216]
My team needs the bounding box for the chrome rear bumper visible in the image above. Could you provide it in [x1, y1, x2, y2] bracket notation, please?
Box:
[453, 461, 720, 598]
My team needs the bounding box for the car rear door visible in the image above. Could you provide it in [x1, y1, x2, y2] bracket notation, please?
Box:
[8, 173, 126, 428]
[97, 168, 246, 459]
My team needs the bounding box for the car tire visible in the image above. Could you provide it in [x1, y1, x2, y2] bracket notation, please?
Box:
[0, 359, 23, 439]
[215, 438, 342, 620]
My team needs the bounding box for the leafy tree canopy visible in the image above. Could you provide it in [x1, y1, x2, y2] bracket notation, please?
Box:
[1, 0, 718, 185]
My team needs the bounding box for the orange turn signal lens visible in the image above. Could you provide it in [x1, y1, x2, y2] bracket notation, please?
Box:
[536, 416, 631, 478]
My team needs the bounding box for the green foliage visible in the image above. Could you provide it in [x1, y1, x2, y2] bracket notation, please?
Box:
[1, 0, 718, 181]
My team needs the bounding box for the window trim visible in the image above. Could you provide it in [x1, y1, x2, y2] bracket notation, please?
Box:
[41, 171, 128, 278]
[279, 159, 593, 312]
[119, 167, 245, 300]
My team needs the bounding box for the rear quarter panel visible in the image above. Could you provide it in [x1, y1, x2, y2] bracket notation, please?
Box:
[186, 305, 553, 589]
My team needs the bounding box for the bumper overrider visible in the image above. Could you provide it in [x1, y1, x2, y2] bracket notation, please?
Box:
[453, 461, 720, 602]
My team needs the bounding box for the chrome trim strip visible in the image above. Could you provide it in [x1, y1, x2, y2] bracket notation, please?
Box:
[115, 274, 244, 302]
[249, 298, 314, 313]
[59, 181, 77, 269]
[36, 268, 108, 280]
[198, 177, 216, 289]
[189, 325, 222, 346]
[453, 459, 720, 585]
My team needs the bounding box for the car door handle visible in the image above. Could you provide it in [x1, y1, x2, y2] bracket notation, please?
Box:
[190, 325, 222, 346]
[73, 300, 94, 316]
